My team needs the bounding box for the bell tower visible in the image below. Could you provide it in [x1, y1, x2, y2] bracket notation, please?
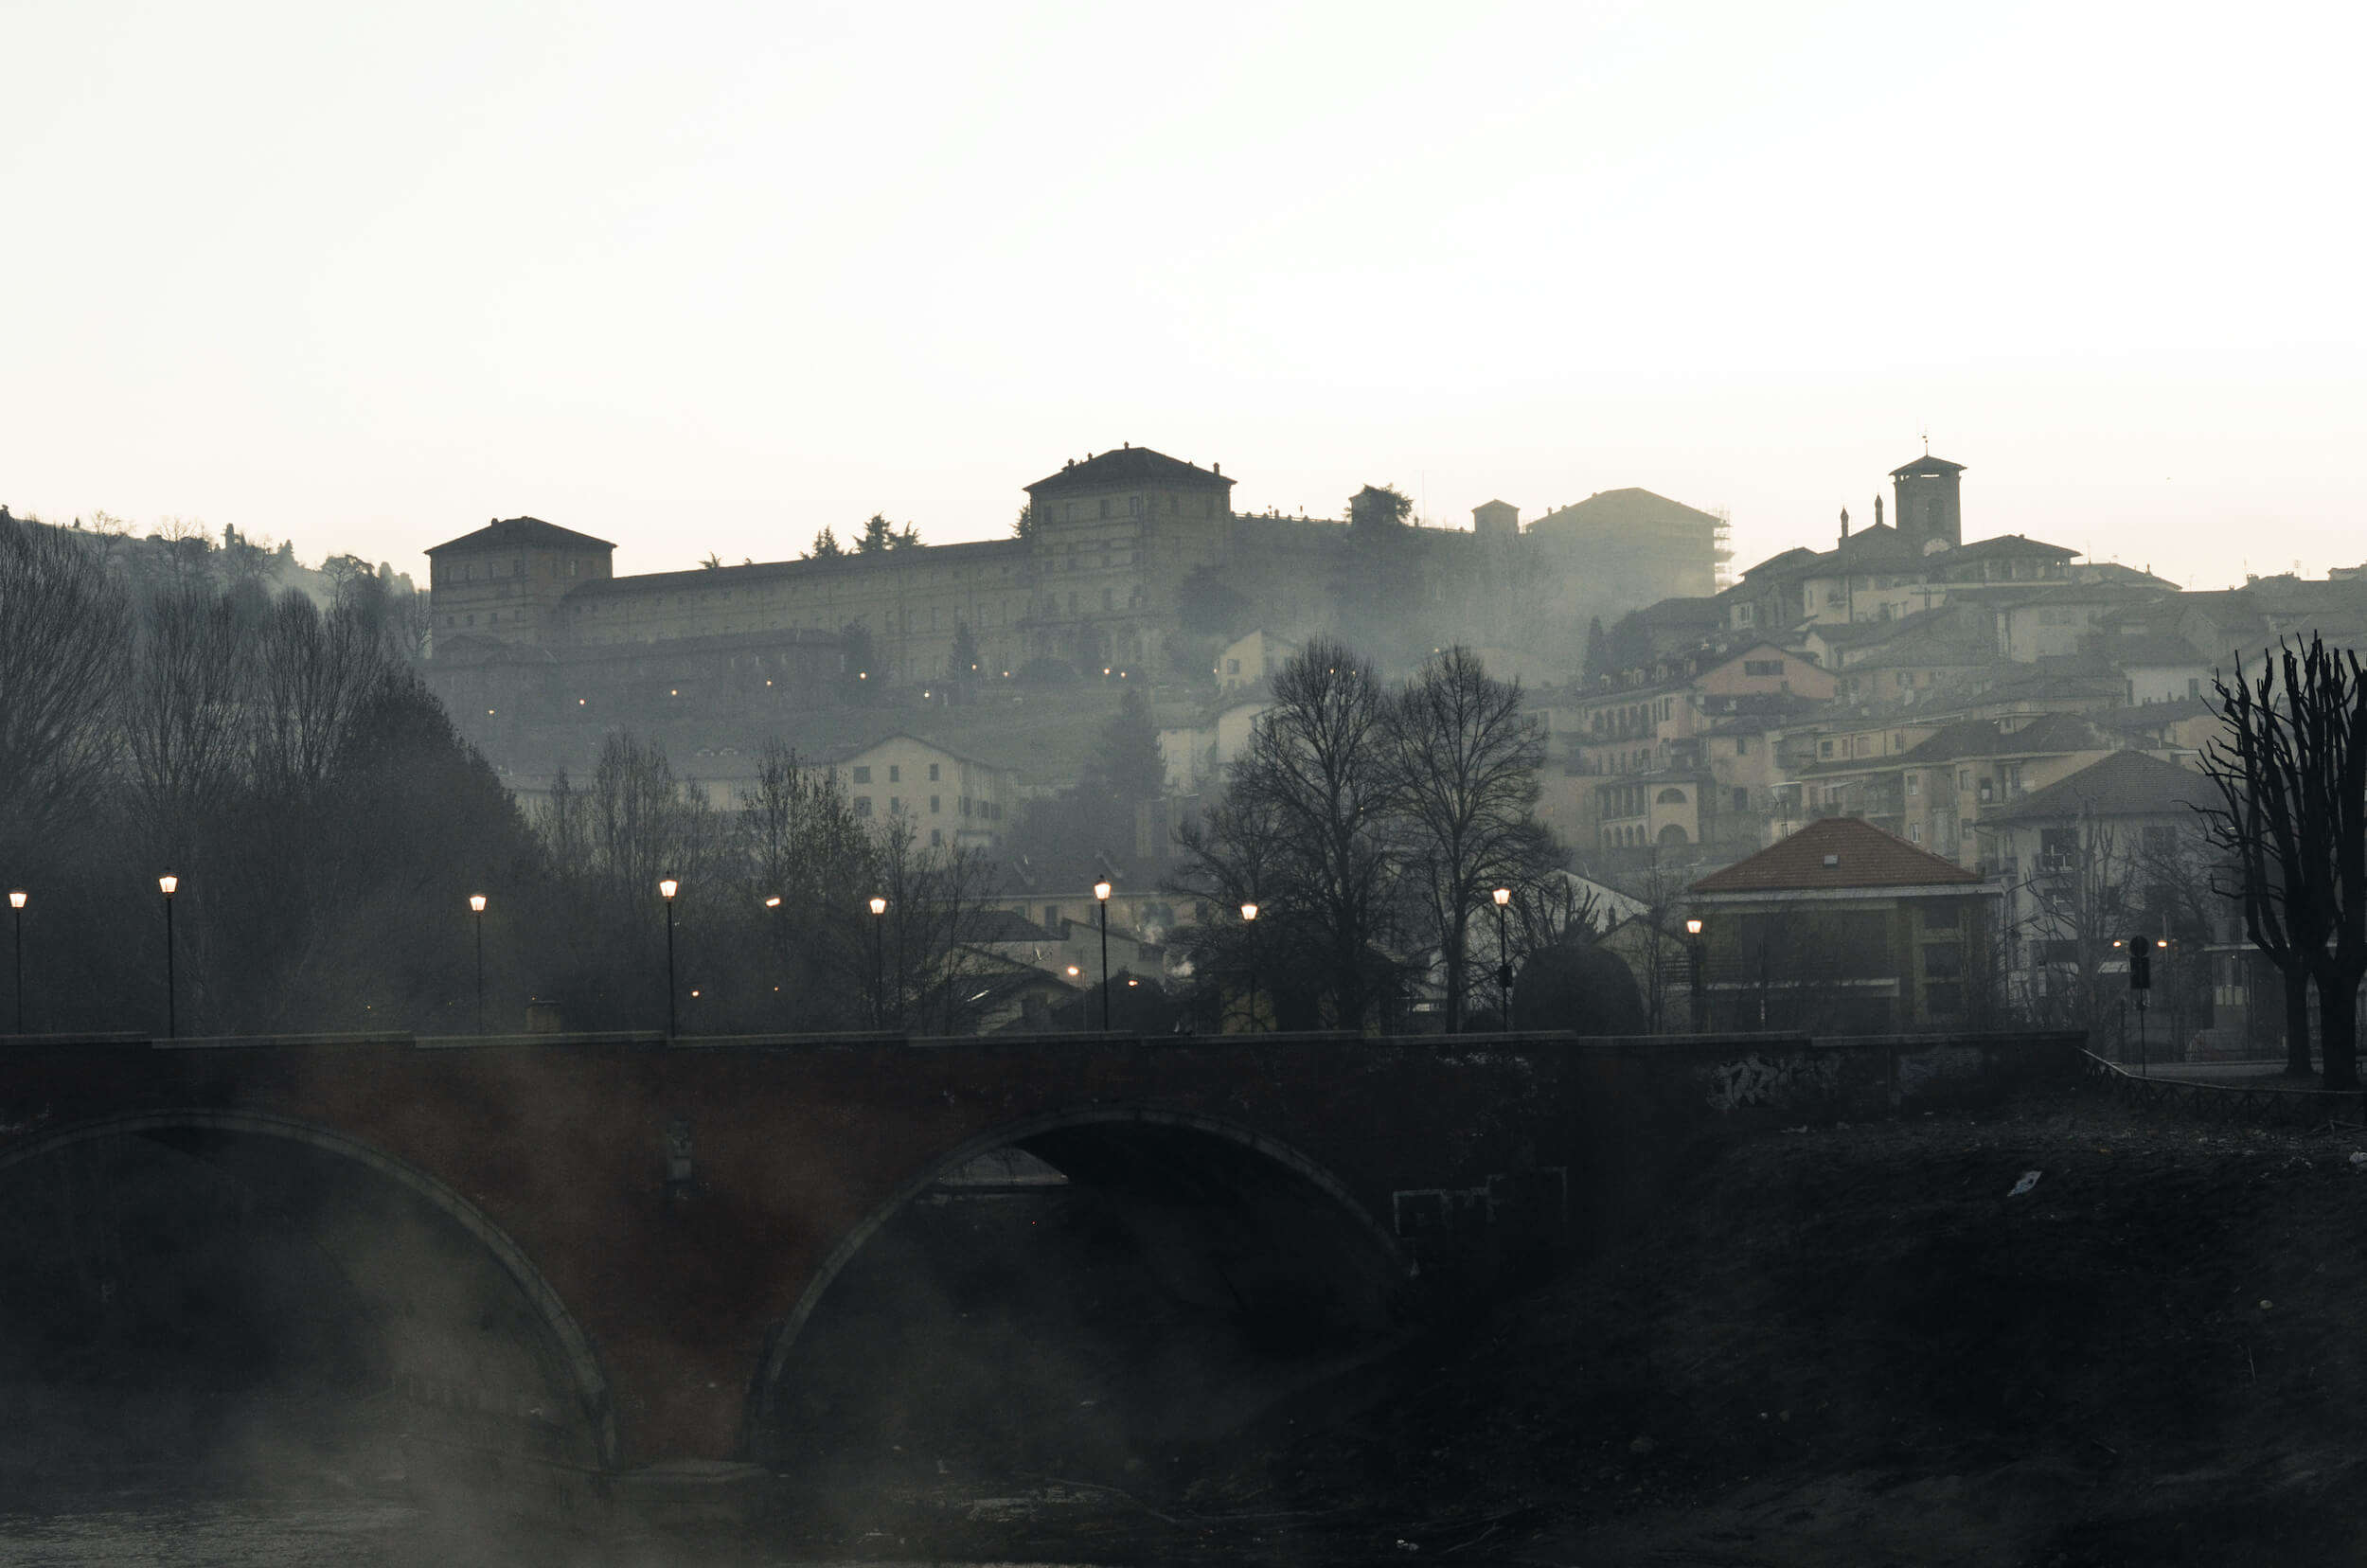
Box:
[1889, 454, 1965, 553]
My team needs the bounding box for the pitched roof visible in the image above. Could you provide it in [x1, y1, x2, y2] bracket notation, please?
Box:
[1904, 710, 2109, 764]
[1986, 749, 2219, 824]
[2101, 633, 2206, 668]
[1891, 454, 1967, 477]
[427, 515, 615, 556]
[1522, 488, 1724, 538]
[1024, 446, 1233, 498]
[1938, 532, 2077, 563]
[1691, 816, 1983, 894]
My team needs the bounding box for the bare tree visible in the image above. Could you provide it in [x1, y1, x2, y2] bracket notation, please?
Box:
[251, 593, 389, 804]
[1382, 647, 1550, 1030]
[0, 514, 131, 848]
[2013, 810, 2136, 1037]
[1228, 639, 1402, 1029]
[2199, 639, 2365, 1084]
[120, 589, 250, 864]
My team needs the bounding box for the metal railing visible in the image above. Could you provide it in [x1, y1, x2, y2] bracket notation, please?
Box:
[2079, 1049, 2367, 1129]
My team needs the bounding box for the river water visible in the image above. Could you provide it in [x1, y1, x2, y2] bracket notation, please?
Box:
[0, 1484, 1132, 1568]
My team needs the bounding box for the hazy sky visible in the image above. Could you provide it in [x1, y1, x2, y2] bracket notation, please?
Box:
[5, 0, 2359, 590]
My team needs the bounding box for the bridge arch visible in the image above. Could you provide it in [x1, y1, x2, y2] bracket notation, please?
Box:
[0, 1109, 618, 1470]
[749, 1103, 1404, 1449]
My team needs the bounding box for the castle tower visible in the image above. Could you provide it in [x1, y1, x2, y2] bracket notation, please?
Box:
[1471, 499, 1520, 543]
[1889, 454, 1965, 554]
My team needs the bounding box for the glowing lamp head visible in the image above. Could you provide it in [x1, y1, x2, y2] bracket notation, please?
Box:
[1240, 901, 1259, 922]
[658, 879, 678, 900]
[469, 894, 487, 914]
[2157, 938, 2169, 948]
[1066, 965, 1080, 977]
[1491, 887, 1511, 907]
[1094, 881, 1112, 901]
[764, 895, 782, 908]
[868, 897, 887, 917]
[1685, 918, 1703, 936]
[8, 890, 24, 910]
[158, 875, 178, 897]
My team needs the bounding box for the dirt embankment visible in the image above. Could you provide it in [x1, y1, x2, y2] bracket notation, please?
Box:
[1156, 1093, 2367, 1565]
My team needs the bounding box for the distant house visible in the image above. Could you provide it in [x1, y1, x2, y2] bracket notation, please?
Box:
[828, 732, 1014, 849]
[1982, 749, 2225, 1038]
[1686, 816, 2002, 1033]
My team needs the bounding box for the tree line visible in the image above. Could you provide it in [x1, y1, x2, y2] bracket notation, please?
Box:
[0, 514, 997, 1037]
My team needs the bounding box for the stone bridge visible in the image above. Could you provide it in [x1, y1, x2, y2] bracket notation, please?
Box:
[0, 1026, 2079, 1493]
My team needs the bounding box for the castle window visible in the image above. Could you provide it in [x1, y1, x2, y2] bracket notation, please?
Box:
[856, 797, 872, 816]
[888, 764, 899, 782]
[932, 829, 943, 846]
[853, 766, 871, 783]
[889, 796, 903, 815]
[930, 795, 941, 813]
[929, 763, 940, 780]
[1129, 495, 1142, 517]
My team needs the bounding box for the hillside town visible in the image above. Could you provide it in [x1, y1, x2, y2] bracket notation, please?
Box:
[6, 440, 2354, 1057]
[393, 441, 2358, 1054]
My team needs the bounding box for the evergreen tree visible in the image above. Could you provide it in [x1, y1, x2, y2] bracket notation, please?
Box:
[808, 526, 843, 560]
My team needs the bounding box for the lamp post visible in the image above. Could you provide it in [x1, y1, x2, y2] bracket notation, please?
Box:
[469, 894, 487, 1034]
[764, 896, 784, 1024]
[1685, 918, 1705, 1031]
[659, 879, 679, 1037]
[1240, 901, 1260, 1033]
[158, 874, 178, 1039]
[868, 896, 887, 1028]
[1094, 881, 1112, 1030]
[1490, 887, 1513, 1029]
[9, 890, 25, 1034]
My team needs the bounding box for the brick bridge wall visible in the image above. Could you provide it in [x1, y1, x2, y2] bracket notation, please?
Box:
[0, 1026, 2082, 1473]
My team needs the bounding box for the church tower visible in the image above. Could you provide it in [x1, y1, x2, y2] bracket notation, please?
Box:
[1890, 454, 1965, 554]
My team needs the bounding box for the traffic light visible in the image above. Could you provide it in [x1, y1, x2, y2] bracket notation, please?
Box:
[2128, 938, 2152, 990]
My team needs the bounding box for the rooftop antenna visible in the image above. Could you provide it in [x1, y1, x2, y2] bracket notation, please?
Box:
[1918, 423, 1931, 455]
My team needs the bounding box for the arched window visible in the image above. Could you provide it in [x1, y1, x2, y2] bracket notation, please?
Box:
[1656, 788, 1687, 805]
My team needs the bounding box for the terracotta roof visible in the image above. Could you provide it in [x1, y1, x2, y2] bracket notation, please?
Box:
[1024, 446, 1233, 498]
[1690, 816, 1983, 894]
[1986, 749, 2219, 824]
[426, 515, 614, 556]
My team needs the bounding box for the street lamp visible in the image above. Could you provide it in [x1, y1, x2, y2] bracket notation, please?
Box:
[158, 874, 179, 1040]
[9, 890, 25, 1035]
[764, 896, 785, 1024]
[469, 894, 488, 1034]
[1685, 918, 1705, 1031]
[1094, 881, 1112, 1030]
[868, 896, 887, 1028]
[1490, 887, 1513, 1029]
[1240, 901, 1260, 1033]
[659, 879, 679, 1037]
